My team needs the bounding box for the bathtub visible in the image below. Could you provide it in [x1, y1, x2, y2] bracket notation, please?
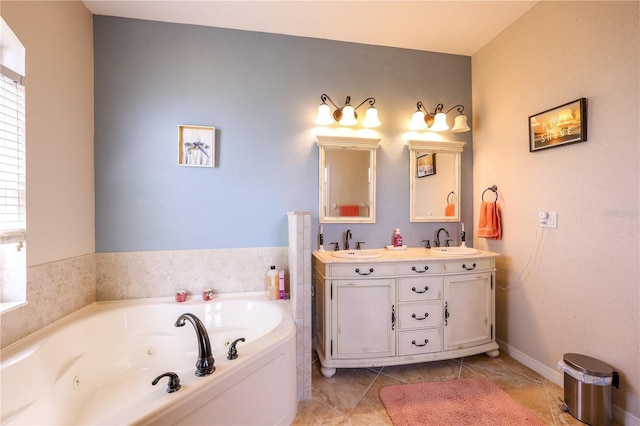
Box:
[0, 292, 297, 425]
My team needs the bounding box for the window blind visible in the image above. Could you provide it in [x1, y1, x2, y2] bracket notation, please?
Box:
[0, 70, 25, 232]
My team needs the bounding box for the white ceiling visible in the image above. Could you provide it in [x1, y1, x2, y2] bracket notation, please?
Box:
[82, 1, 539, 56]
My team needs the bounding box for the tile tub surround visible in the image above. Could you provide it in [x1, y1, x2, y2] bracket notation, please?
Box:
[288, 212, 312, 401]
[95, 247, 288, 300]
[0, 254, 96, 348]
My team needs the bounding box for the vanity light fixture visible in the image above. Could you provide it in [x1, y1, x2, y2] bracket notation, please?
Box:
[316, 94, 381, 128]
[411, 101, 471, 132]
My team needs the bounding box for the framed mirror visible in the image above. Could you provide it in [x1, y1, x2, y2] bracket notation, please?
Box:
[317, 135, 381, 223]
[408, 140, 466, 222]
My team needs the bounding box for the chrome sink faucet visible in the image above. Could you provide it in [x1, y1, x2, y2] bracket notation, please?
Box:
[344, 229, 352, 250]
[434, 228, 450, 247]
[175, 313, 215, 377]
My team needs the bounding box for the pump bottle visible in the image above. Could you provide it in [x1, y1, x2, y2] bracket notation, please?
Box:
[393, 229, 403, 247]
[265, 265, 279, 300]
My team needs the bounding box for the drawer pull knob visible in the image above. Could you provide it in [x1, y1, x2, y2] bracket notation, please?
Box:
[411, 266, 429, 273]
[411, 339, 429, 347]
[355, 268, 374, 276]
[462, 263, 477, 271]
[411, 286, 429, 294]
[411, 313, 429, 320]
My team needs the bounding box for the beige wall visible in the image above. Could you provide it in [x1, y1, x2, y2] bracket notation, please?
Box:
[472, 1, 639, 419]
[2, 0, 95, 267]
[0, 1, 95, 348]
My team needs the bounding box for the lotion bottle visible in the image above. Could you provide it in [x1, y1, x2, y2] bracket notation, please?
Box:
[265, 265, 279, 300]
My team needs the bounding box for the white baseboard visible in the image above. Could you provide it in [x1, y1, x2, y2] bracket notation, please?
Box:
[495, 338, 564, 386]
[496, 339, 639, 426]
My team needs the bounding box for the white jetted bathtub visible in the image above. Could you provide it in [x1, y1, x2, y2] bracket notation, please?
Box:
[0, 292, 297, 425]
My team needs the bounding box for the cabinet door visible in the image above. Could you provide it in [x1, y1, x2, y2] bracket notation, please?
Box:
[332, 278, 395, 359]
[443, 273, 493, 350]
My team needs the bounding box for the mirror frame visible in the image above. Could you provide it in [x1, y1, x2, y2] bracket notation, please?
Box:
[317, 135, 381, 224]
[408, 139, 466, 222]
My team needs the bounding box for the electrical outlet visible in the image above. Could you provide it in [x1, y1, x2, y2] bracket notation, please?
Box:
[539, 211, 558, 228]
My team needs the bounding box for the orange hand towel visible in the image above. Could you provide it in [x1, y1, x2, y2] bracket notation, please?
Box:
[477, 201, 502, 239]
[444, 203, 455, 216]
[340, 205, 360, 216]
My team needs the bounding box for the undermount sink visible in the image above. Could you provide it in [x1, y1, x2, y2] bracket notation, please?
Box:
[430, 246, 481, 256]
[330, 250, 383, 259]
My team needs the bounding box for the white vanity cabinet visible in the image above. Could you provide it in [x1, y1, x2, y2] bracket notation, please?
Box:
[313, 249, 499, 378]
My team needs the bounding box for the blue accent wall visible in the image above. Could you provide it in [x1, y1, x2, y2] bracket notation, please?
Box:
[94, 16, 472, 252]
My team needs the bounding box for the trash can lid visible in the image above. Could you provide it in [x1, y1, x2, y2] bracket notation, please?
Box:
[564, 353, 614, 377]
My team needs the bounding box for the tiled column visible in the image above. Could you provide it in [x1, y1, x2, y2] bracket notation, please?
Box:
[287, 211, 312, 400]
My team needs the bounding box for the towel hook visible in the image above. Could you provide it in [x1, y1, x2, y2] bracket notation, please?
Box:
[482, 185, 498, 202]
[447, 191, 455, 204]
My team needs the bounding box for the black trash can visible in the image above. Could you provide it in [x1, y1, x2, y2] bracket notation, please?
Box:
[560, 353, 619, 426]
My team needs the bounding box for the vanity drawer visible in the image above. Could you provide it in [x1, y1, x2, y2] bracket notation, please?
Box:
[398, 329, 442, 355]
[398, 302, 442, 329]
[397, 262, 443, 275]
[398, 277, 442, 302]
[329, 263, 396, 278]
[444, 258, 494, 273]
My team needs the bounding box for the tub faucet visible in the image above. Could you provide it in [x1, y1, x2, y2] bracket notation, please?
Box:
[344, 229, 352, 250]
[175, 313, 215, 377]
[434, 228, 450, 247]
[152, 372, 181, 393]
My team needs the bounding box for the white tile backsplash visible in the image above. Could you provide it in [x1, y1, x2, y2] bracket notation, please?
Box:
[96, 247, 288, 300]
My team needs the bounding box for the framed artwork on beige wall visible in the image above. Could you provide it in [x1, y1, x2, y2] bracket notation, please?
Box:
[529, 98, 587, 152]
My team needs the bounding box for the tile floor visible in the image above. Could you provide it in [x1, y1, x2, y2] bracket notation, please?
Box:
[292, 352, 592, 425]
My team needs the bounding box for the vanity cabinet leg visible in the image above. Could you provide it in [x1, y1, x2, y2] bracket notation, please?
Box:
[485, 349, 500, 358]
[320, 366, 337, 378]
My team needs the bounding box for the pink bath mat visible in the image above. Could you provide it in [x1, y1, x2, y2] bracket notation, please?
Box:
[379, 377, 544, 426]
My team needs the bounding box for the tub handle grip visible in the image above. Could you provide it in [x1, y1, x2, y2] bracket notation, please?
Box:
[152, 372, 181, 393]
[227, 337, 246, 360]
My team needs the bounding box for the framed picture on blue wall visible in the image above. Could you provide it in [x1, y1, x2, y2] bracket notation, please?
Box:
[178, 125, 215, 167]
[529, 98, 587, 152]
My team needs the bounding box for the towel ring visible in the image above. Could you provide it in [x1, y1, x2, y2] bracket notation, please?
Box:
[482, 185, 498, 202]
[447, 191, 455, 204]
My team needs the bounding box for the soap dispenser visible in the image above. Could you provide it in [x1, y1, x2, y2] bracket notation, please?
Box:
[392, 229, 403, 248]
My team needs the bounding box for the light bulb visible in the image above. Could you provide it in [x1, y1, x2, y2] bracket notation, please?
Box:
[363, 106, 381, 128]
[430, 112, 449, 131]
[315, 102, 334, 125]
[411, 110, 427, 130]
[339, 105, 357, 126]
[451, 114, 470, 132]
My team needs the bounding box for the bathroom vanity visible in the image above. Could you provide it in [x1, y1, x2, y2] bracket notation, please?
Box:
[312, 247, 499, 377]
